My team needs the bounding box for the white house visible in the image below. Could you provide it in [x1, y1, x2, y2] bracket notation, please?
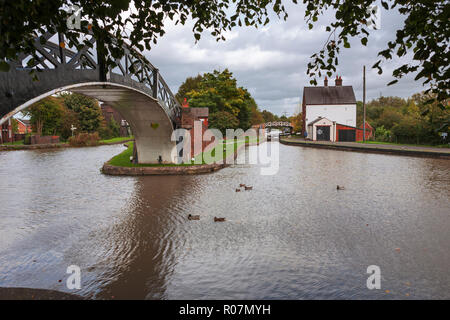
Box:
[302, 76, 357, 140]
[307, 117, 336, 141]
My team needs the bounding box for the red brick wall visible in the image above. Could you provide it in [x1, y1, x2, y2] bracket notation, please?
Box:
[336, 123, 355, 142]
[31, 135, 60, 145]
[180, 108, 209, 157]
[17, 121, 31, 134]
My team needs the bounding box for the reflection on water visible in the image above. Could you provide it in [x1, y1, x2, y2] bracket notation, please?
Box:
[0, 143, 449, 299]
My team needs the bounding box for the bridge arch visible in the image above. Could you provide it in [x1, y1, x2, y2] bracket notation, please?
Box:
[0, 31, 182, 164]
[3, 82, 177, 164]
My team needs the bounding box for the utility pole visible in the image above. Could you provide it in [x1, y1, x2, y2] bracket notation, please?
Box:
[363, 65, 366, 143]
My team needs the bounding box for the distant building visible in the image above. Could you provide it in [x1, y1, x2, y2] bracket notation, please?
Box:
[180, 100, 209, 156]
[302, 76, 372, 141]
[16, 119, 32, 134]
[307, 117, 373, 142]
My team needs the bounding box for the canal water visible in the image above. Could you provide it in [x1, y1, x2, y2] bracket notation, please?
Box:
[0, 143, 449, 299]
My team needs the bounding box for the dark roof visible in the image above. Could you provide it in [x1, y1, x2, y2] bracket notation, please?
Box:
[303, 86, 356, 105]
[17, 119, 31, 126]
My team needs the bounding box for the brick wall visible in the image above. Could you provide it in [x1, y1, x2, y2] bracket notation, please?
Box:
[180, 107, 209, 156]
[31, 135, 60, 144]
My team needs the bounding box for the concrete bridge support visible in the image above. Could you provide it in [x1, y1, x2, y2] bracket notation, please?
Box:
[71, 85, 176, 164]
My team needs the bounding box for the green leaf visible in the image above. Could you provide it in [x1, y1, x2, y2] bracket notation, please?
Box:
[387, 80, 398, 86]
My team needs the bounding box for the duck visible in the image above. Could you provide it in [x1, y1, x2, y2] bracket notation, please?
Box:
[235, 188, 241, 192]
[239, 184, 246, 188]
[244, 186, 253, 191]
[337, 185, 345, 190]
[214, 217, 226, 222]
[188, 214, 200, 220]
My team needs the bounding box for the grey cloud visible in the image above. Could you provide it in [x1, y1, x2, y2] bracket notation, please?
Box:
[146, 2, 424, 116]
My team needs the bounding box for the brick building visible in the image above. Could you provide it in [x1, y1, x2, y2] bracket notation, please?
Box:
[16, 119, 32, 134]
[307, 116, 373, 142]
[302, 76, 373, 142]
[178, 99, 209, 157]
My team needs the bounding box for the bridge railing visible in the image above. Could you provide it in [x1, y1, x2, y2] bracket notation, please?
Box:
[10, 30, 181, 121]
[265, 121, 293, 127]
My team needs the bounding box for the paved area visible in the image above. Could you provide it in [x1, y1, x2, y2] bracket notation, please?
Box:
[280, 137, 450, 158]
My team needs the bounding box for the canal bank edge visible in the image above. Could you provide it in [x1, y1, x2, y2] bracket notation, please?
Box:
[0, 287, 84, 300]
[101, 140, 260, 176]
[280, 137, 450, 159]
[0, 139, 135, 151]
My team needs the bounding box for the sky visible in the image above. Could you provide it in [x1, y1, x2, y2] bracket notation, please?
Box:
[142, 1, 425, 117]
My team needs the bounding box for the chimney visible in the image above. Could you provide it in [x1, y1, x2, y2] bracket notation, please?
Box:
[324, 76, 328, 87]
[182, 97, 189, 108]
[335, 75, 342, 86]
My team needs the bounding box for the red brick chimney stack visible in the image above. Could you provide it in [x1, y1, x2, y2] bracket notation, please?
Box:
[324, 76, 328, 87]
[335, 75, 342, 86]
[182, 98, 189, 108]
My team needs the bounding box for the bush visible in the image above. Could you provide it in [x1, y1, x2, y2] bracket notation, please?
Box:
[374, 125, 392, 142]
[108, 118, 120, 137]
[98, 124, 113, 140]
[68, 132, 100, 147]
[23, 133, 32, 145]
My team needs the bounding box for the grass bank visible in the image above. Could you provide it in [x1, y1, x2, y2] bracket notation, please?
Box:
[107, 136, 259, 168]
[357, 140, 449, 148]
[99, 136, 134, 144]
[0, 136, 133, 149]
[1, 140, 25, 146]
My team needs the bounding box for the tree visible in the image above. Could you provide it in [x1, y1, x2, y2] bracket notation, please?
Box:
[236, 90, 255, 130]
[1, 1, 447, 105]
[24, 97, 64, 135]
[374, 125, 391, 142]
[391, 115, 421, 144]
[59, 108, 80, 140]
[305, 1, 448, 107]
[0, 1, 290, 77]
[261, 110, 277, 123]
[183, 69, 257, 130]
[357, 91, 449, 145]
[378, 108, 403, 130]
[175, 75, 203, 104]
[108, 117, 120, 137]
[250, 105, 264, 126]
[289, 113, 303, 133]
[62, 93, 103, 133]
[11, 118, 18, 134]
[209, 111, 239, 136]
